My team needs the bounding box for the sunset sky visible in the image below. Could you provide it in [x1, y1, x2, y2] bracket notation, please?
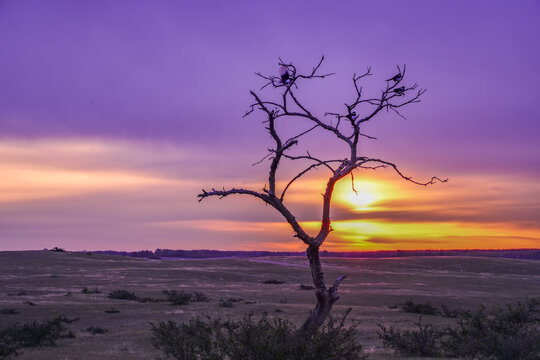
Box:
[1, 0, 539, 251]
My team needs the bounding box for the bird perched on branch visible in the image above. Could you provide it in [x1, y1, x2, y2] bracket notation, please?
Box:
[393, 86, 405, 95]
[280, 65, 291, 84]
[387, 73, 402, 82]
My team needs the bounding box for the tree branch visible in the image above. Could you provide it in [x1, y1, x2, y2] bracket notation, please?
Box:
[358, 158, 448, 186]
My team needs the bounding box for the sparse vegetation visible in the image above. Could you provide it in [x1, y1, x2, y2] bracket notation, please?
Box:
[108, 289, 137, 301]
[218, 299, 234, 308]
[84, 326, 108, 335]
[440, 303, 461, 318]
[1, 251, 539, 359]
[378, 319, 443, 357]
[193, 291, 209, 303]
[162, 290, 210, 305]
[104, 308, 120, 314]
[0, 315, 76, 358]
[442, 299, 540, 360]
[162, 290, 192, 305]
[398, 298, 439, 315]
[380, 299, 540, 359]
[298, 284, 314, 290]
[0, 309, 19, 315]
[263, 279, 284, 284]
[151, 310, 366, 360]
[81, 287, 101, 294]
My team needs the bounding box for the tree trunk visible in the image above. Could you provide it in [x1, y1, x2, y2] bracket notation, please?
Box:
[300, 244, 346, 335]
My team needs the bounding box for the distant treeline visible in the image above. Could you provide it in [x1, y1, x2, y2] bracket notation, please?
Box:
[93, 248, 540, 260]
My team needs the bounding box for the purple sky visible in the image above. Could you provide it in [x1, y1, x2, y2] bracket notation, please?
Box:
[0, 1, 539, 251]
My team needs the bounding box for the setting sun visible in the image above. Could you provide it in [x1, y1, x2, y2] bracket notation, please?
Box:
[334, 180, 382, 211]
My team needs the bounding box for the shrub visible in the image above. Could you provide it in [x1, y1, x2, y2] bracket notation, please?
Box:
[218, 299, 234, 308]
[380, 299, 540, 360]
[163, 290, 193, 305]
[136, 296, 162, 303]
[399, 298, 439, 315]
[108, 290, 137, 301]
[226, 298, 243, 303]
[81, 287, 101, 294]
[104, 308, 120, 314]
[442, 299, 540, 360]
[0, 315, 76, 358]
[378, 318, 443, 357]
[193, 291, 209, 303]
[263, 279, 284, 284]
[440, 303, 460, 318]
[85, 326, 108, 335]
[298, 284, 315, 290]
[50, 247, 65, 252]
[151, 318, 224, 360]
[151, 310, 366, 360]
[0, 309, 19, 315]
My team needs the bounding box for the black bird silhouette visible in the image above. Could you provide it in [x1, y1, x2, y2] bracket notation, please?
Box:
[280, 65, 291, 84]
[393, 86, 405, 95]
[387, 74, 402, 82]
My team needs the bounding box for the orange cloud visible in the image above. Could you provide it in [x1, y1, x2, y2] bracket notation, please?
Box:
[0, 138, 538, 251]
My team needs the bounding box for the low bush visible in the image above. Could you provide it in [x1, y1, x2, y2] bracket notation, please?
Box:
[163, 290, 193, 305]
[0, 309, 19, 315]
[104, 308, 120, 314]
[380, 299, 540, 360]
[298, 284, 315, 290]
[85, 326, 108, 335]
[108, 289, 137, 301]
[81, 287, 101, 294]
[263, 279, 284, 284]
[0, 315, 75, 358]
[136, 296, 163, 303]
[442, 299, 540, 360]
[440, 303, 460, 318]
[398, 298, 439, 315]
[218, 299, 234, 308]
[378, 319, 443, 357]
[193, 291, 209, 303]
[151, 310, 367, 360]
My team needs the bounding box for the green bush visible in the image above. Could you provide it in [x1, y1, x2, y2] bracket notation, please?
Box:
[151, 310, 366, 360]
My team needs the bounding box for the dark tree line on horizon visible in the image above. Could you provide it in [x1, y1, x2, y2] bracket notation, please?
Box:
[93, 248, 540, 261]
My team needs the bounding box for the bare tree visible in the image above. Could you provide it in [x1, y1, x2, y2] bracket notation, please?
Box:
[198, 57, 446, 334]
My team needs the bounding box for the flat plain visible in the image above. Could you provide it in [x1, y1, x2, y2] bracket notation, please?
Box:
[1, 251, 539, 359]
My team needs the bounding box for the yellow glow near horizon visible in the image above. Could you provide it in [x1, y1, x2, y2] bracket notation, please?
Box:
[334, 179, 384, 211]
